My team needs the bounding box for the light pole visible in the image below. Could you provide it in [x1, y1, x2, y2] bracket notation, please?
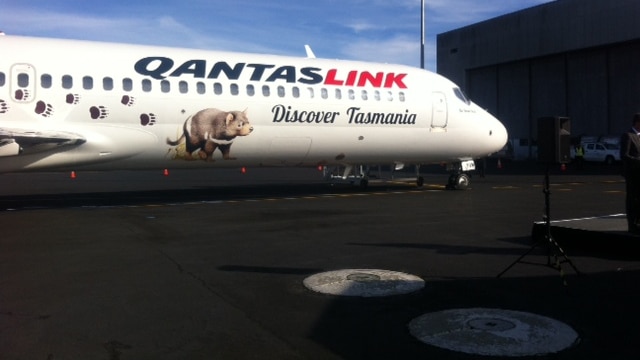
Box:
[420, 0, 425, 69]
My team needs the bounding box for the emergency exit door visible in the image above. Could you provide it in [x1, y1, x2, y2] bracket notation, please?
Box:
[10, 63, 36, 103]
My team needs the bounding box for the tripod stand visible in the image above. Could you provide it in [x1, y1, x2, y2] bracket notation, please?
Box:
[497, 163, 580, 283]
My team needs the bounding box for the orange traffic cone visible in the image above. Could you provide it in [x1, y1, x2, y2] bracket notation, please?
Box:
[241, 166, 247, 174]
[70, 171, 77, 179]
[163, 168, 169, 176]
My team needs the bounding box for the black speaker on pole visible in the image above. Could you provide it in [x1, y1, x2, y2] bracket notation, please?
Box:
[537, 116, 571, 163]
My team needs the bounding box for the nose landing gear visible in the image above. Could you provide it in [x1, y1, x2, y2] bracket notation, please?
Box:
[445, 160, 475, 190]
[446, 173, 470, 190]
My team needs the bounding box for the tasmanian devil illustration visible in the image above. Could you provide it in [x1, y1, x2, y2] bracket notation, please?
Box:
[167, 108, 253, 161]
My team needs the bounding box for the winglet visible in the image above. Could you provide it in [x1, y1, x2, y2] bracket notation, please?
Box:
[304, 45, 316, 59]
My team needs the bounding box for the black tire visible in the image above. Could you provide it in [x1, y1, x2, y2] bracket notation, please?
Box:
[454, 174, 470, 190]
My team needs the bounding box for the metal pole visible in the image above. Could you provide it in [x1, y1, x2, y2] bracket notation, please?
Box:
[420, 0, 425, 69]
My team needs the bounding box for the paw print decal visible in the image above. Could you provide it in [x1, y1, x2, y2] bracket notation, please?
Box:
[0, 99, 8, 114]
[66, 93, 80, 104]
[89, 106, 109, 119]
[35, 101, 54, 117]
[121, 95, 136, 106]
[140, 113, 156, 126]
[14, 89, 31, 101]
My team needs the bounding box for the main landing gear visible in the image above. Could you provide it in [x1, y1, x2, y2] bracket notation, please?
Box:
[324, 160, 475, 190]
[324, 164, 370, 189]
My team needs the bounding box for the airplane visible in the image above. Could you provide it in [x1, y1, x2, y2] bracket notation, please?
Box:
[0, 34, 507, 190]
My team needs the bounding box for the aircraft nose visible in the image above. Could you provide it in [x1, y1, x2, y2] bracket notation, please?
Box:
[493, 120, 508, 148]
[487, 115, 508, 153]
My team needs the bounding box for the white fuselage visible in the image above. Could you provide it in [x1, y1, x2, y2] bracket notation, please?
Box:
[0, 35, 507, 173]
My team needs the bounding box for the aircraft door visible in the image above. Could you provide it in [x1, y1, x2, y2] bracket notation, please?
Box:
[10, 63, 36, 103]
[431, 91, 448, 129]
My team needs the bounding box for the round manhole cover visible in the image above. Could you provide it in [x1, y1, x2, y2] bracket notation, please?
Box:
[467, 318, 516, 331]
[346, 272, 381, 282]
[408, 308, 579, 357]
[303, 269, 424, 297]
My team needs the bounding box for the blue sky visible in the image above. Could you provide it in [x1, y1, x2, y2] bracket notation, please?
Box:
[0, 0, 553, 71]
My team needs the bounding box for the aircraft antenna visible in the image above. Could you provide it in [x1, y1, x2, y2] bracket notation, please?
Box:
[304, 45, 316, 59]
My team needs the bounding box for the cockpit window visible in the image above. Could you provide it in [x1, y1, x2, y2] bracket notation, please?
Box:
[453, 87, 470, 105]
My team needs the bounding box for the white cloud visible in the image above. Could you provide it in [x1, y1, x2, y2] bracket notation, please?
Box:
[341, 34, 437, 70]
[345, 21, 379, 33]
[0, 0, 554, 71]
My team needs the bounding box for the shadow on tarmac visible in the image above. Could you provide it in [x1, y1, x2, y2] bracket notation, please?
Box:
[0, 182, 393, 211]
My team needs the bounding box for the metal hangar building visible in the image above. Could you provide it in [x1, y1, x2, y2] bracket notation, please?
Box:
[437, 0, 640, 156]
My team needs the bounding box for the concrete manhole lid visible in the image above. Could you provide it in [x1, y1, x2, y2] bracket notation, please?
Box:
[408, 308, 579, 357]
[303, 269, 424, 297]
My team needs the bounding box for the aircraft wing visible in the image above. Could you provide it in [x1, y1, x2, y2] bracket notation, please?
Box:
[0, 127, 86, 156]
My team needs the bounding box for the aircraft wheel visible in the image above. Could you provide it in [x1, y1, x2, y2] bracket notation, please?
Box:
[416, 176, 424, 187]
[454, 173, 470, 190]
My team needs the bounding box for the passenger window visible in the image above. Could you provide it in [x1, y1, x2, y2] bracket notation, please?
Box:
[321, 88, 328, 99]
[123, 78, 133, 91]
[361, 90, 368, 100]
[387, 91, 393, 101]
[335, 89, 342, 100]
[247, 84, 255, 96]
[0, 72, 5, 86]
[374, 90, 380, 101]
[277, 86, 285, 97]
[213, 82, 223, 95]
[230, 83, 239, 95]
[262, 85, 270, 97]
[196, 82, 205, 94]
[83, 76, 93, 90]
[179, 81, 188, 94]
[292, 86, 300, 98]
[41, 74, 52, 89]
[161, 80, 170, 93]
[348, 89, 355, 100]
[142, 79, 152, 92]
[308, 87, 314, 98]
[103, 77, 114, 91]
[17, 73, 29, 87]
[399, 92, 405, 102]
[62, 75, 73, 89]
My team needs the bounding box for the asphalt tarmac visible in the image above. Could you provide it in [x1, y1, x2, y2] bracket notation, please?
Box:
[1, 162, 639, 359]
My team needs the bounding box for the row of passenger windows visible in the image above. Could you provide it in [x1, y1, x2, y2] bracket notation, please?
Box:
[0, 72, 406, 102]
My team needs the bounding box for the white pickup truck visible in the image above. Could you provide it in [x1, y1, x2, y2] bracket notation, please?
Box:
[580, 142, 620, 164]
